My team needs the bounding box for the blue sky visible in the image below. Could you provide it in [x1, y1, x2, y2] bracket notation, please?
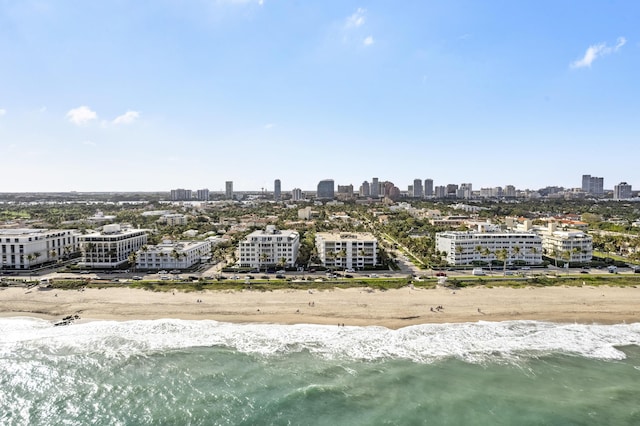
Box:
[1, 0, 638, 192]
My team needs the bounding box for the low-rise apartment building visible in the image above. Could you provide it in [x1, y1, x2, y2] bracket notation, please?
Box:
[135, 240, 211, 270]
[436, 230, 543, 266]
[1, 229, 78, 270]
[238, 225, 300, 269]
[78, 224, 148, 269]
[534, 223, 593, 263]
[315, 232, 378, 270]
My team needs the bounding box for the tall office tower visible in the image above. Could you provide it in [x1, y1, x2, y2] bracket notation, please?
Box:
[170, 188, 192, 201]
[446, 184, 458, 198]
[291, 188, 303, 201]
[434, 186, 446, 198]
[424, 179, 433, 197]
[196, 189, 210, 201]
[225, 181, 233, 200]
[371, 177, 379, 198]
[360, 181, 370, 197]
[582, 174, 604, 195]
[274, 179, 281, 201]
[504, 185, 516, 198]
[316, 179, 335, 200]
[613, 182, 633, 200]
[412, 179, 423, 198]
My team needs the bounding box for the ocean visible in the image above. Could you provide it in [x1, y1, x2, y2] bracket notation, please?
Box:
[1, 318, 639, 426]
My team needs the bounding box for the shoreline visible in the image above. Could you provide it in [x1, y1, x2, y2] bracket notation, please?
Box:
[1, 285, 639, 329]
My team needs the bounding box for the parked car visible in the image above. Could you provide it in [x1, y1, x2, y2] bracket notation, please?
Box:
[158, 270, 168, 274]
[435, 272, 447, 277]
[276, 270, 286, 274]
[275, 274, 286, 279]
[132, 276, 143, 280]
[170, 270, 181, 274]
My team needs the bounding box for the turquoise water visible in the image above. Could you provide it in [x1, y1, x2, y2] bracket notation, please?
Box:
[1, 319, 640, 425]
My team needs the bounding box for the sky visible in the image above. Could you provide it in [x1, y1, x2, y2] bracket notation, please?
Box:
[1, 0, 639, 192]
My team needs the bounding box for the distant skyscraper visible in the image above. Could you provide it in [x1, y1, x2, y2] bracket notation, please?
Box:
[225, 181, 233, 200]
[412, 179, 423, 198]
[458, 183, 472, 199]
[504, 185, 516, 198]
[613, 182, 632, 200]
[291, 188, 303, 201]
[371, 177, 379, 198]
[424, 179, 433, 197]
[316, 179, 335, 200]
[196, 188, 209, 201]
[170, 188, 192, 201]
[582, 174, 604, 195]
[274, 179, 281, 201]
[360, 181, 370, 197]
[434, 186, 446, 198]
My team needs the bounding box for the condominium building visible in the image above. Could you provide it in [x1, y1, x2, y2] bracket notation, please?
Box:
[315, 232, 378, 270]
[291, 188, 304, 201]
[78, 224, 148, 269]
[582, 175, 604, 195]
[196, 189, 210, 201]
[1, 229, 78, 270]
[170, 188, 192, 201]
[613, 182, 633, 200]
[238, 225, 300, 269]
[158, 214, 188, 226]
[360, 181, 370, 197]
[435, 230, 543, 266]
[371, 177, 379, 198]
[537, 226, 593, 263]
[135, 240, 211, 270]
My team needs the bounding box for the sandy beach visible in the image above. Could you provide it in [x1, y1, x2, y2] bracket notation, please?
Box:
[1, 285, 639, 328]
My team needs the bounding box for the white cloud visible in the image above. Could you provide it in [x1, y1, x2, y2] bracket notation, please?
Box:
[113, 110, 140, 125]
[264, 123, 275, 129]
[66, 106, 97, 125]
[82, 140, 96, 146]
[0, 108, 6, 116]
[346, 8, 366, 28]
[571, 36, 627, 68]
[363, 36, 374, 46]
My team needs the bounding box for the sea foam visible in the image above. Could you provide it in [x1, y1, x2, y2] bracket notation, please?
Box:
[1, 318, 639, 364]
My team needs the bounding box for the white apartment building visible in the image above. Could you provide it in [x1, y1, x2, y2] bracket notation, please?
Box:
[315, 232, 378, 270]
[135, 240, 211, 270]
[436, 230, 543, 266]
[238, 225, 300, 269]
[534, 223, 593, 263]
[158, 213, 188, 226]
[78, 224, 148, 269]
[1, 229, 78, 270]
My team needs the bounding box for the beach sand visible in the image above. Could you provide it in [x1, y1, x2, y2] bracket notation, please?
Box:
[1, 285, 639, 328]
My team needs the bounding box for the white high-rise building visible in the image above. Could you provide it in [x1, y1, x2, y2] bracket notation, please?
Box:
[291, 188, 303, 201]
[613, 182, 633, 200]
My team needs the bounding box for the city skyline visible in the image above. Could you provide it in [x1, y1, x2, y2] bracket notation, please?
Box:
[1, 1, 639, 192]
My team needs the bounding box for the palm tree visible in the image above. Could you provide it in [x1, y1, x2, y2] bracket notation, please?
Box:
[128, 252, 138, 272]
[495, 248, 509, 275]
[482, 248, 493, 271]
[512, 246, 521, 264]
[259, 252, 270, 272]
